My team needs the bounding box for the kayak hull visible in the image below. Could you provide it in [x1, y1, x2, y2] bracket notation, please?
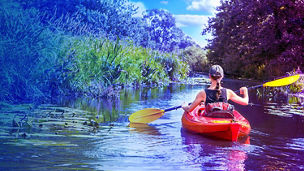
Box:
[182, 105, 251, 141]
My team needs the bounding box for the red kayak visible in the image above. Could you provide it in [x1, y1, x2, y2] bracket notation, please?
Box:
[182, 104, 251, 141]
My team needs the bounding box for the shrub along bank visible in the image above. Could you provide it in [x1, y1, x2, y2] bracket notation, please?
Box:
[61, 37, 188, 98]
[0, 2, 188, 103]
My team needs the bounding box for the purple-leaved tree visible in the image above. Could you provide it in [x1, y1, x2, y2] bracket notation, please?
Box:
[203, 0, 304, 79]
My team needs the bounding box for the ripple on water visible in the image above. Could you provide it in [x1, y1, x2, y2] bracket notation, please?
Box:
[286, 138, 304, 151]
[1, 82, 304, 171]
[264, 102, 304, 117]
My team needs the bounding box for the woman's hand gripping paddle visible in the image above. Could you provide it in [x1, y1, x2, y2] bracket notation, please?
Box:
[129, 74, 300, 124]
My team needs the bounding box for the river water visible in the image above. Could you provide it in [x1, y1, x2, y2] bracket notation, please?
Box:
[1, 77, 304, 170]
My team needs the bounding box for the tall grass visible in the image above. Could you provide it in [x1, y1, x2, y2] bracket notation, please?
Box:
[0, 2, 68, 102]
[65, 37, 188, 97]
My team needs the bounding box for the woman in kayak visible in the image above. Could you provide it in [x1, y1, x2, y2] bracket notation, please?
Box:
[182, 65, 249, 113]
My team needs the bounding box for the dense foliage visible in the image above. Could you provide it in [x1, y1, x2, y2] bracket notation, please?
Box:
[64, 37, 188, 97]
[203, 0, 304, 79]
[142, 9, 195, 52]
[0, 3, 68, 102]
[0, 0, 191, 103]
[15, 0, 139, 38]
[15, 0, 195, 52]
[180, 46, 209, 73]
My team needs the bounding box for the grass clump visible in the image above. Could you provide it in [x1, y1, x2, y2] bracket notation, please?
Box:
[64, 37, 188, 97]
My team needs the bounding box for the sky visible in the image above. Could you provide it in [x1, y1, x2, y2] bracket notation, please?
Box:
[130, 0, 221, 48]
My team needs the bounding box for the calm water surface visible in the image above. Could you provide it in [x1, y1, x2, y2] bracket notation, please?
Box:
[1, 78, 304, 170]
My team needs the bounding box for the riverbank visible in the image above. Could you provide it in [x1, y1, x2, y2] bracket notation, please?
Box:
[1, 1, 192, 104]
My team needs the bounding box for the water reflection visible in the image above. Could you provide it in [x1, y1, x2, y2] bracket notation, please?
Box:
[249, 135, 304, 170]
[128, 123, 161, 135]
[1, 80, 304, 170]
[181, 129, 250, 171]
[53, 84, 189, 125]
[244, 95, 304, 170]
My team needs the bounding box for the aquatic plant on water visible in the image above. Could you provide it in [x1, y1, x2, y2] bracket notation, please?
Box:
[288, 75, 304, 94]
[256, 69, 304, 103]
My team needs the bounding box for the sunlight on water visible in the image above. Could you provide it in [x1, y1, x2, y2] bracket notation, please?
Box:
[286, 138, 304, 151]
[263, 102, 304, 117]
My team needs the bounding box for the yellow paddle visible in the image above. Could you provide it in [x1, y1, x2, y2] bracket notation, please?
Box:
[129, 106, 182, 124]
[251, 74, 300, 89]
[129, 108, 165, 124]
[129, 74, 300, 124]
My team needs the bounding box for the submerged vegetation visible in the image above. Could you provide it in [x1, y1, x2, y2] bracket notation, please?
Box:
[256, 70, 304, 105]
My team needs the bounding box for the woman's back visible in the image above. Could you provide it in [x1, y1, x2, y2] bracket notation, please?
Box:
[205, 88, 228, 105]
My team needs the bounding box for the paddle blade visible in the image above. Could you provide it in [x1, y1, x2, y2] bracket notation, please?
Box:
[129, 108, 165, 124]
[263, 74, 300, 87]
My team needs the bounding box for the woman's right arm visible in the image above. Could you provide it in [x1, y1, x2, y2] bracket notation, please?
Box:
[227, 87, 249, 105]
[182, 90, 206, 112]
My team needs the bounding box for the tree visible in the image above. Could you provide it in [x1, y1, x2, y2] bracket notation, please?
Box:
[15, 0, 143, 40]
[203, 0, 304, 79]
[180, 46, 208, 73]
[142, 9, 195, 52]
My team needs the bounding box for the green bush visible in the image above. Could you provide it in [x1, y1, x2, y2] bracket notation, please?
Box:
[116, 42, 189, 84]
[63, 37, 124, 96]
[65, 37, 189, 97]
[180, 46, 208, 73]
